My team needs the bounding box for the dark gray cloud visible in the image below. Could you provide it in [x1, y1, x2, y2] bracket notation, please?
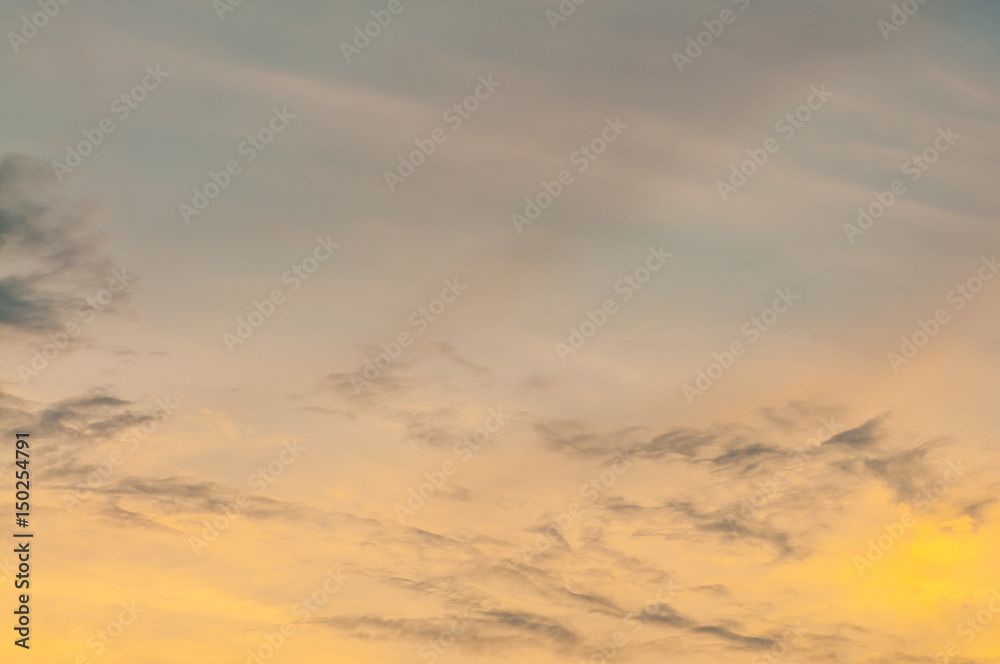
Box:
[710, 442, 786, 472]
[862, 439, 939, 503]
[0, 153, 133, 336]
[535, 419, 650, 457]
[310, 608, 582, 655]
[0, 387, 159, 450]
[962, 498, 996, 528]
[435, 341, 495, 378]
[821, 415, 885, 450]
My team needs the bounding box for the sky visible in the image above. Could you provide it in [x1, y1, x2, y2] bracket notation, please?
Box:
[1, 0, 1000, 662]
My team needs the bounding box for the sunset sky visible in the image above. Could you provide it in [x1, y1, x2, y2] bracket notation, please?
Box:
[2, 1, 1000, 662]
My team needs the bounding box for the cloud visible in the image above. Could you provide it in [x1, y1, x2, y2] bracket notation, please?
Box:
[0, 387, 158, 449]
[862, 438, 939, 502]
[0, 152, 132, 337]
[821, 415, 885, 450]
[310, 608, 582, 655]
